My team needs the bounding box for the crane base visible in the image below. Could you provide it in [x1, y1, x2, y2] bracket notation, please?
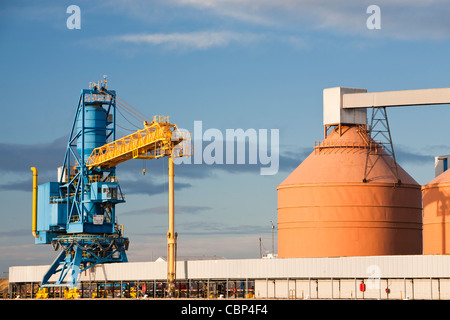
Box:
[41, 235, 129, 288]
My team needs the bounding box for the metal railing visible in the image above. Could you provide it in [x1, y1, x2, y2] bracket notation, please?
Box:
[314, 139, 381, 153]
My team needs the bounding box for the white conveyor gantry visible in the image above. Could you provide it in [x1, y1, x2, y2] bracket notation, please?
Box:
[323, 87, 450, 126]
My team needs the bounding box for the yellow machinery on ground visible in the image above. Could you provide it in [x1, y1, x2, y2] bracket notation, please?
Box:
[36, 287, 49, 299]
[64, 287, 80, 299]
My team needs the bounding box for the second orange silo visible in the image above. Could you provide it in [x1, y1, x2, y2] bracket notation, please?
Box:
[277, 125, 423, 258]
[422, 168, 450, 254]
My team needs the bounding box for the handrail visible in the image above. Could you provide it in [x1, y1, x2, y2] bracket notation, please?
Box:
[86, 116, 186, 169]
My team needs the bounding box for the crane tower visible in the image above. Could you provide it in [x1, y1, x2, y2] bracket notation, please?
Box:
[31, 80, 190, 292]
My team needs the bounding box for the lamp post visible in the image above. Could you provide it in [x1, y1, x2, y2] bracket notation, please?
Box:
[270, 220, 275, 256]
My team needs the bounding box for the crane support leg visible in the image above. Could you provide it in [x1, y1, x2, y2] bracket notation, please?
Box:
[41, 249, 66, 287]
[167, 155, 177, 296]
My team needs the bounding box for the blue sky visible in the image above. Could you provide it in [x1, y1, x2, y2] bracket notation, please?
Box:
[1, 0, 450, 275]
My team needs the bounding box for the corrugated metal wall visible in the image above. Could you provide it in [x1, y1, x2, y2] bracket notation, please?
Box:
[9, 255, 450, 283]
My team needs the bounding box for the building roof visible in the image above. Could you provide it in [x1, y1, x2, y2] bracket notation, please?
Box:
[9, 255, 450, 283]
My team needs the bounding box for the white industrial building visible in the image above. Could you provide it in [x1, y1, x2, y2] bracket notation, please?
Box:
[8, 255, 450, 300]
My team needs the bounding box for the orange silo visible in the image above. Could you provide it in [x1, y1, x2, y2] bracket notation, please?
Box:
[422, 169, 450, 254]
[277, 125, 423, 258]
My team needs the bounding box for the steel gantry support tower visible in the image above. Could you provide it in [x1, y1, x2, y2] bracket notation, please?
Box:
[323, 87, 450, 183]
[32, 80, 129, 288]
[31, 81, 191, 294]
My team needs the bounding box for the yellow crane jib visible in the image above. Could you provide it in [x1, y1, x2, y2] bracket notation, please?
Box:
[86, 115, 191, 169]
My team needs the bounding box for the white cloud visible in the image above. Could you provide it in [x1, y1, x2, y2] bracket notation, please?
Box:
[89, 1, 450, 55]
[169, 0, 450, 40]
[112, 31, 264, 50]
[102, 30, 308, 53]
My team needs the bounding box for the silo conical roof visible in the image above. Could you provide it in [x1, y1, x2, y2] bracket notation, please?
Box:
[277, 125, 423, 258]
[279, 125, 418, 186]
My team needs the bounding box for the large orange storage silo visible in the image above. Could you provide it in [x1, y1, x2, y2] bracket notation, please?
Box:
[422, 170, 450, 254]
[277, 125, 423, 258]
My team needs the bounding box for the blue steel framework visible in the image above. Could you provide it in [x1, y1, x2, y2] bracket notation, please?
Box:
[37, 81, 129, 288]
